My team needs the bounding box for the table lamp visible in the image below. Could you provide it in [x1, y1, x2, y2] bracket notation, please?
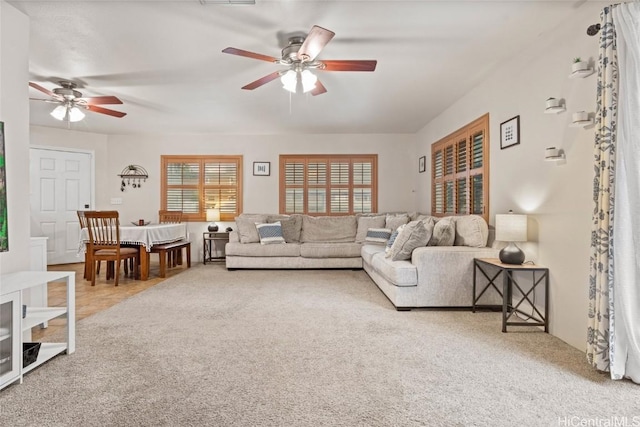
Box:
[206, 208, 221, 232]
[495, 210, 527, 265]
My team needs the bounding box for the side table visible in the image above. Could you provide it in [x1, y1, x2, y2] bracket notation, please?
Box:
[472, 258, 549, 333]
[203, 232, 229, 264]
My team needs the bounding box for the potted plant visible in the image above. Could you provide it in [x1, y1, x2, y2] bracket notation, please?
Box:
[546, 97, 561, 109]
[572, 57, 590, 73]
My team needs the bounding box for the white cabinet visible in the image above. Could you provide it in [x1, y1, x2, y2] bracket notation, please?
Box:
[0, 291, 21, 389]
[0, 270, 75, 390]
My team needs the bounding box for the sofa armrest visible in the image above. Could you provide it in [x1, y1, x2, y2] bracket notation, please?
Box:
[410, 246, 500, 306]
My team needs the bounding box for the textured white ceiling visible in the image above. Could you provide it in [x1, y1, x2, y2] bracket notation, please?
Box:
[10, 0, 603, 135]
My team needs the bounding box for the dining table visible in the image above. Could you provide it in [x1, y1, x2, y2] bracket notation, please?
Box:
[78, 222, 189, 281]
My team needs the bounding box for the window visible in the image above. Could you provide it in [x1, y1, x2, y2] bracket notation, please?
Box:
[431, 114, 489, 222]
[161, 155, 242, 221]
[279, 154, 377, 215]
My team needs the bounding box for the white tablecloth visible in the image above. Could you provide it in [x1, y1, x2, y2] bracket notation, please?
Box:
[79, 223, 188, 253]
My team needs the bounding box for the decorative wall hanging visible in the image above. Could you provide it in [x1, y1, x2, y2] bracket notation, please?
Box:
[500, 115, 520, 149]
[418, 156, 426, 173]
[118, 164, 148, 191]
[253, 162, 270, 176]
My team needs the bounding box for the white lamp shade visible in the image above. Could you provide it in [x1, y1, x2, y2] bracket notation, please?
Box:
[280, 70, 297, 93]
[50, 105, 67, 121]
[300, 70, 317, 93]
[206, 208, 221, 222]
[68, 106, 85, 122]
[495, 212, 527, 242]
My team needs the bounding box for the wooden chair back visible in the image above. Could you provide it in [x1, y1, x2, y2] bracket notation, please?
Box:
[77, 210, 89, 229]
[84, 211, 122, 250]
[159, 210, 183, 224]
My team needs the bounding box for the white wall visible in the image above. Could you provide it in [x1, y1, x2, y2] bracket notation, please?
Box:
[0, 3, 30, 275]
[415, 4, 603, 350]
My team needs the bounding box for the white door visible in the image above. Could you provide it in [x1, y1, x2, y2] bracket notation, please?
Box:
[30, 148, 92, 265]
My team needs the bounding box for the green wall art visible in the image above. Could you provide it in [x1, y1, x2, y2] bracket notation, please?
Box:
[0, 122, 8, 252]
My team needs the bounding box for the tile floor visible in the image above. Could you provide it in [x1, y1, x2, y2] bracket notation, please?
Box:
[31, 259, 189, 341]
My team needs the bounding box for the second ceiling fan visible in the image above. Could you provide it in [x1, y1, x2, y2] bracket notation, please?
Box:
[222, 25, 377, 96]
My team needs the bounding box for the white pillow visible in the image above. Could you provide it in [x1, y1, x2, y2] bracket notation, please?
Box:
[255, 221, 286, 245]
[386, 220, 430, 261]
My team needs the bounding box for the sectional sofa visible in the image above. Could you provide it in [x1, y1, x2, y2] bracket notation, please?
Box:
[226, 213, 502, 309]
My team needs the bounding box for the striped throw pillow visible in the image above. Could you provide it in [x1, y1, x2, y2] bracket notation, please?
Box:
[365, 228, 392, 245]
[255, 221, 286, 245]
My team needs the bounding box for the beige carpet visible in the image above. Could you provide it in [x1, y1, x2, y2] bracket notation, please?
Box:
[1, 265, 638, 426]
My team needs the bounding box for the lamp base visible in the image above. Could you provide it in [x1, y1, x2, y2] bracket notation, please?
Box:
[499, 242, 525, 265]
[208, 223, 219, 232]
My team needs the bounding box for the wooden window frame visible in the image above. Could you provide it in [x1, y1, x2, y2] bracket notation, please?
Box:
[279, 154, 378, 216]
[431, 114, 489, 222]
[161, 155, 243, 222]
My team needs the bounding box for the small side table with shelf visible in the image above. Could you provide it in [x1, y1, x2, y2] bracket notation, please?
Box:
[472, 258, 549, 333]
[203, 232, 229, 264]
[0, 270, 75, 390]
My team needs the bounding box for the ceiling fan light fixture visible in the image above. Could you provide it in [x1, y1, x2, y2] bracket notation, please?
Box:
[301, 70, 317, 93]
[281, 70, 297, 93]
[68, 106, 86, 122]
[50, 105, 67, 121]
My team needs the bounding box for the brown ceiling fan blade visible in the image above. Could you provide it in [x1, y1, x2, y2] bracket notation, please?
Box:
[29, 82, 62, 100]
[241, 71, 282, 90]
[298, 25, 335, 62]
[222, 47, 278, 63]
[321, 60, 377, 72]
[86, 105, 127, 118]
[79, 96, 123, 105]
[310, 79, 327, 96]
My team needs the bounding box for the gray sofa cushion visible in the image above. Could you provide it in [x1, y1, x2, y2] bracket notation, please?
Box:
[385, 213, 409, 232]
[429, 217, 455, 246]
[235, 214, 268, 243]
[387, 220, 430, 261]
[453, 215, 489, 247]
[370, 252, 417, 287]
[268, 214, 303, 243]
[300, 215, 357, 243]
[361, 244, 384, 265]
[355, 215, 386, 243]
[226, 242, 301, 257]
[300, 242, 362, 258]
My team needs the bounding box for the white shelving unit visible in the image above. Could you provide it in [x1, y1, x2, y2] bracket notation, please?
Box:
[0, 291, 21, 390]
[568, 69, 594, 79]
[0, 270, 75, 390]
[569, 119, 594, 128]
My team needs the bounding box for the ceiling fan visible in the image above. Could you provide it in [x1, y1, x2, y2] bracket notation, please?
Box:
[222, 25, 377, 96]
[29, 81, 126, 122]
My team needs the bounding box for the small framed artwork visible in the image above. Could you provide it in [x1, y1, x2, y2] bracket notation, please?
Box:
[253, 161, 270, 176]
[419, 156, 426, 173]
[500, 115, 520, 149]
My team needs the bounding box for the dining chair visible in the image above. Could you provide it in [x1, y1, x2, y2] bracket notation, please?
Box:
[154, 210, 190, 275]
[77, 210, 100, 280]
[84, 211, 139, 286]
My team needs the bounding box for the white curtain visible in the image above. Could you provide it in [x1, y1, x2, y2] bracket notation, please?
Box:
[611, 2, 640, 383]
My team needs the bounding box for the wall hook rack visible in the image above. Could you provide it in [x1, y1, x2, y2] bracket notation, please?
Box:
[118, 164, 148, 191]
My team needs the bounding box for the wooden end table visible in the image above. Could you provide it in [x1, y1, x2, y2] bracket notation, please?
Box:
[203, 232, 229, 264]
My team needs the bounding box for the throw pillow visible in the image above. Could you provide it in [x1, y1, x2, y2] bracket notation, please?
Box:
[453, 215, 489, 247]
[355, 215, 386, 243]
[235, 214, 268, 243]
[385, 213, 409, 232]
[428, 218, 456, 246]
[364, 228, 392, 245]
[385, 226, 402, 255]
[255, 221, 286, 245]
[277, 215, 303, 243]
[386, 220, 430, 261]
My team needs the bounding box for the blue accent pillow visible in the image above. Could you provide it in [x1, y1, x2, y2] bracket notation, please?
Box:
[385, 227, 401, 254]
[365, 228, 392, 245]
[255, 221, 285, 245]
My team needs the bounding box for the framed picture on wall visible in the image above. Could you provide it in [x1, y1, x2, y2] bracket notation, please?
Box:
[500, 115, 520, 149]
[253, 161, 270, 176]
[419, 156, 426, 173]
